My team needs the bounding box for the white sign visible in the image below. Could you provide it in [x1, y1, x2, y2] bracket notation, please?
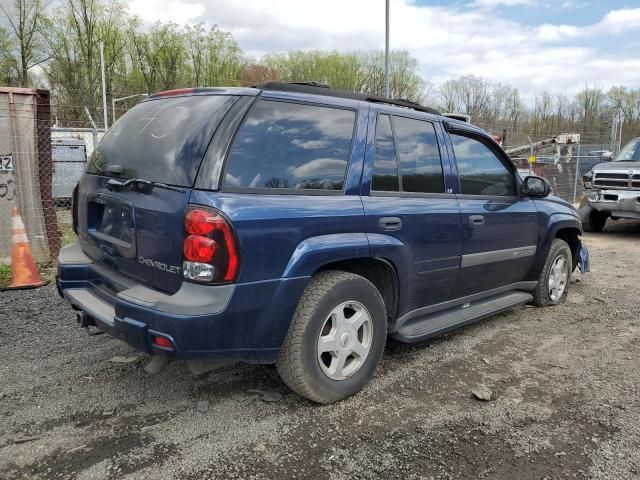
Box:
[556, 133, 580, 144]
[0, 154, 13, 171]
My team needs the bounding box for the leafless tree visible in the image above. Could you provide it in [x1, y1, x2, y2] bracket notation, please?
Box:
[0, 0, 48, 86]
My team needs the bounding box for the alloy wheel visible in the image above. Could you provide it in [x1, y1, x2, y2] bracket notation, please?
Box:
[316, 301, 373, 381]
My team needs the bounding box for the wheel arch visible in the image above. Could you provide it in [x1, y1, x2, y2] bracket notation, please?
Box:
[527, 214, 582, 280]
[315, 257, 399, 327]
[554, 226, 581, 271]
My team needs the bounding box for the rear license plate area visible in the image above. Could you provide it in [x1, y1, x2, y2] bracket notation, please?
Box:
[87, 194, 135, 257]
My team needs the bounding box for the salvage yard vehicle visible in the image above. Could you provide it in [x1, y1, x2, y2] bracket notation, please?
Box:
[57, 82, 587, 403]
[581, 137, 640, 232]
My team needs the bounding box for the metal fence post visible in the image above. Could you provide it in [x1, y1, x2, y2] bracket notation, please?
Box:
[83, 106, 98, 150]
[529, 142, 534, 176]
[572, 143, 581, 205]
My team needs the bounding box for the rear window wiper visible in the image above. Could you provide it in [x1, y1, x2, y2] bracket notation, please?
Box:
[106, 177, 185, 194]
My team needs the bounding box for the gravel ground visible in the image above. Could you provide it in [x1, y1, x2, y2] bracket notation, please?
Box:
[1, 224, 639, 479]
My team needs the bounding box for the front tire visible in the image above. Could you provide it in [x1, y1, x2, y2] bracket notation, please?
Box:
[581, 206, 608, 232]
[531, 239, 572, 307]
[276, 271, 387, 404]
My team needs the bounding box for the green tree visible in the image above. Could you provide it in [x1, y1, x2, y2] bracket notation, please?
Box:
[0, 0, 49, 86]
[45, 0, 129, 124]
[0, 26, 18, 84]
[263, 49, 425, 102]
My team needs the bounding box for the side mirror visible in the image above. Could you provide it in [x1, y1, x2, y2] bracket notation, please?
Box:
[522, 176, 551, 198]
[602, 152, 613, 161]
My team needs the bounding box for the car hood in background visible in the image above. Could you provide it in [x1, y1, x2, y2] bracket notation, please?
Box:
[592, 161, 640, 171]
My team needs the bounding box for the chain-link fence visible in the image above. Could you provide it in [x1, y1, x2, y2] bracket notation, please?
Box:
[509, 139, 613, 205]
[512, 153, 600, 205]
[0, 87, 104, 289]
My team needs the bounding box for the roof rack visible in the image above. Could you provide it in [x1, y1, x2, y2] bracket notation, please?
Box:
[364, 95, 440, 115]
[255, 82, 441, 116]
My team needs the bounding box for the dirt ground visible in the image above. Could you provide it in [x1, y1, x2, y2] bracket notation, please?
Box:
[1, 223, 639, 480]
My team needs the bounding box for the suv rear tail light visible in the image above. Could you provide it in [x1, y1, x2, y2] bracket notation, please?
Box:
[185, 209, 217, 235]
[182, 206, 240, 284]
[183, 235, 218, 263]
[155, 88, 195, 97]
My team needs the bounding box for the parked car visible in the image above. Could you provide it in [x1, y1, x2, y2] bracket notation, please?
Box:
[581, 138, 640, 231]
[588, 150, 613, 159]
[57, 82, 587, 403]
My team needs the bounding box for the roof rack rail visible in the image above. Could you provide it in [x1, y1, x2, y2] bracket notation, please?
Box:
[255, 81, 441, 116]
[287, 81, 330, 89]
[364, 96, 440, 115]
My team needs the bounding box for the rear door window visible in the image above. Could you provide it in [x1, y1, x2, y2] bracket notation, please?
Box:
[371, 114, 399, 192]
[87, 95, 238, 186]
[223, 100, 356, 191]
[393, 116, 444, 194]
[371, 114, 445, 194]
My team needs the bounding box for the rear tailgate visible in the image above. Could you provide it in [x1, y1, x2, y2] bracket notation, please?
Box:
[77, 175, 190, 294]
[77, 93, 241, 294]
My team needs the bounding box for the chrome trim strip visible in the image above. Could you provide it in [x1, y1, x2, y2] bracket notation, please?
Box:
[461, 245, 537, 268]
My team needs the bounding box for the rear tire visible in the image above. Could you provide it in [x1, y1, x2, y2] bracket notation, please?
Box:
[276, 271, 387, 404]
[531, 239, 572, 307]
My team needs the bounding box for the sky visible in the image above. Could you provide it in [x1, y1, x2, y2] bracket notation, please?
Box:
[126, 0, 640, 96]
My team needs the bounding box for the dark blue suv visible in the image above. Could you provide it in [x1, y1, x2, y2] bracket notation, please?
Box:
[57, 82, 587, 403]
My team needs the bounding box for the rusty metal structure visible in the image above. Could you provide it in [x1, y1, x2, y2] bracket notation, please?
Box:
[0, 87, 57, 272]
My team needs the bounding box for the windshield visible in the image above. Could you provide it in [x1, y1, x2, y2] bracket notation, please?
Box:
[614, 138, 640, 162]
[87, 95, 239, 186]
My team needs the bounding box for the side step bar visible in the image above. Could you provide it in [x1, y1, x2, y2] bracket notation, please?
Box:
[393, 291, 533, 343]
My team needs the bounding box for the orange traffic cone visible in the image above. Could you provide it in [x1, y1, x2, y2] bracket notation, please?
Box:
[6, 206, 47, 290]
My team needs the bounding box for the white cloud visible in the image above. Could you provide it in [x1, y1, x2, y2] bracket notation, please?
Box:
[559, 1, 591, 9]
[596, 8, 640, 34]
[536, 8, 640, 41]
[128, 0, 205, 25]
[470, 0, 534, 7]
[292, 139, 331, 150]
[125, 0, 640, 95]
[287, 158, 347, 178]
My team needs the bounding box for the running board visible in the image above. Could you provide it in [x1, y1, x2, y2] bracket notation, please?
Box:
[392, 291, 533, 343]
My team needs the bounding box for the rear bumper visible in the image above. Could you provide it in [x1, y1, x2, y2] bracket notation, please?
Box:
[57, 241, 308, 362]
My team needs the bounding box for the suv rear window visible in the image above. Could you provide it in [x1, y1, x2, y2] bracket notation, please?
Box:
[223, 100, 355, 191]
[87, 95, 238, 186]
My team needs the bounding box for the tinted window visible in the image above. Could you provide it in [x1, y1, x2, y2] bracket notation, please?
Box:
[451, 134, 516, 196]
[372, 114, 399, 191]
[87, 95, 238, 186]
[393, 116, 444, 193]
[614, 138, 640, 161]
[224, 100, 355, 191]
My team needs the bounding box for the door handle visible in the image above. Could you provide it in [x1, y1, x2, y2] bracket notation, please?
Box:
[468, 215, 485, 227]
[379, 216, 402, 231]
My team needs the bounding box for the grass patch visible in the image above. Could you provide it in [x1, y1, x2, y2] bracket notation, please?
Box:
[0, 263, 10, 289]
[59, 222, 76, 248]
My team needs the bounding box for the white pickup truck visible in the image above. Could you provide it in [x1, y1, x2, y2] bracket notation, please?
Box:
[581, 138, 640, 231]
